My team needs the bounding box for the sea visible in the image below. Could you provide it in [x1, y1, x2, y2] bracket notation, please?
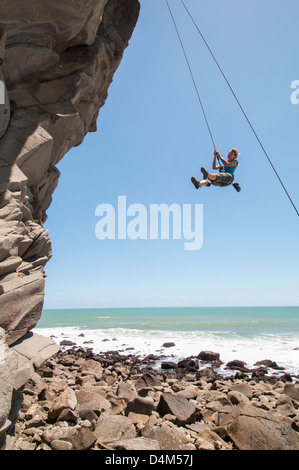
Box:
[34, 306, 299, 377]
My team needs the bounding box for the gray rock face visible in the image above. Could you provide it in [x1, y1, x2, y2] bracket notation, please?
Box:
[11, 331, 60, 388]
[0, 0, 140, 345]
[0, 0, 140, 448]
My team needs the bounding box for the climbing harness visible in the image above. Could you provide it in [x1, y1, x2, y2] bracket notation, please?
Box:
[166, 0, 298, 215]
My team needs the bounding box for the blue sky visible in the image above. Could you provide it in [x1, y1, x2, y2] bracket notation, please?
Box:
[44, 0, 299, 309]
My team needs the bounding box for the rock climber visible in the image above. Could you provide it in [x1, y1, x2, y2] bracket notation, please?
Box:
[191, 148, 240, 189]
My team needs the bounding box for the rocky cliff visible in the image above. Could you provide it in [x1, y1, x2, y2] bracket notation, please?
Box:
[0, 0, 140, 447]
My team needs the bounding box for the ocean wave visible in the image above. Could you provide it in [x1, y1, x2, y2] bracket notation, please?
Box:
[33, 325, 299, 376]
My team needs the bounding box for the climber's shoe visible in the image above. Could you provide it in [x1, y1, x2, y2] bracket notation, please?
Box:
[191, 177, 200, 189]
[201, 167, 209, 180]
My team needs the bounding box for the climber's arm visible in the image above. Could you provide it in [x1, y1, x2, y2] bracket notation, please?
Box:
[213, 150, 220, 170]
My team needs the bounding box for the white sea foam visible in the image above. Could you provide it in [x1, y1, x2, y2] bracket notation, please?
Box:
[34, 326, 299, 376]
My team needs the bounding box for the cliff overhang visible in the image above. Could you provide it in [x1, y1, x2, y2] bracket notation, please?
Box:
[0, 0, 140, 447]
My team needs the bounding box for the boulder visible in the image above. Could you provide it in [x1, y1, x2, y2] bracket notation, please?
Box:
[176, 385, 200, 400]
[284, 383, 299, 403]
[75, 388, 111, 416]
[17, 440, 37, 451]
[161, 362, 177, 370]
[112, 437, 160, 451]
[197, 428, 232, 450]
[196, 367, 220, 383]
[77, 407, 98, 423]
[41, 426, 77, 445]
[254, 359, 284, 370]
[229, 382, 253, 399]
[26, 415, 47, 428]
[116, 382, 137, 402]
[275, 403, 297, 418]
[56, 408, 78, 423]
[127, 412, 150, 429]
[135, 373, 162, 390]
[227, 390, 250, 406]
[60, 340, 76, 346]
[177, 358, 199, 372]
[48, 387, 77, 420]
[221, 403, 299, 450]
[79, 359, 103, 380]
[198, 351, 220, 362]
[71, 428, 97, 451]
[206, 399, 233, 414]
[225, 360, 248, 371]
[125, 396, 155, 416]
[145, 422, 190, 450]
[94, 415, 136, 444]
[51, 440, 73, 451]
[195, 438, 215, 451]
[157, 393, 196, 427]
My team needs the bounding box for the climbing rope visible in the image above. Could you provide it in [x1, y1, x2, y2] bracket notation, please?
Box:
[166, 0, 299, 216]
[165, 0, 216, 150]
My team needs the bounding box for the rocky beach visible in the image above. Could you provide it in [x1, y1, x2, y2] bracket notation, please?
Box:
[1, 0, 298, 455]
[4, 340, 299, 451]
